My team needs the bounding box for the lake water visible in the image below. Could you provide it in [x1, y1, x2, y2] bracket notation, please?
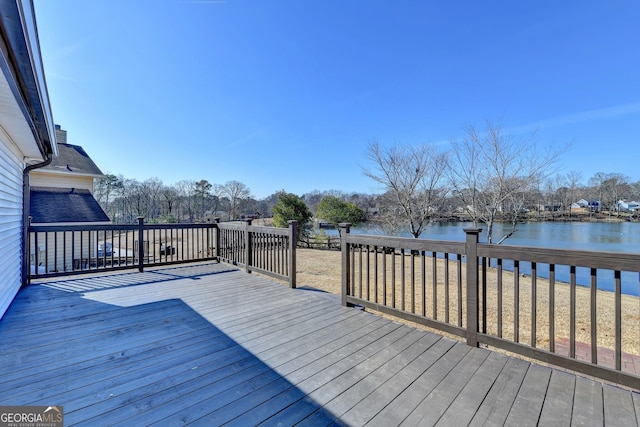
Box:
[324, 221, 640, 296]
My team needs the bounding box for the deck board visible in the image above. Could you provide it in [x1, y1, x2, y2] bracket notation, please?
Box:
[0, 262, 637, 426]
[538, 370, 576, 426]
[468, 357, 530, 426]
[434, 351, 510, 426]
[572, 376, 605, 426]
[504, 363, 552, 426]
[400, 347, 492, 426]
[602, 384, 638, 426]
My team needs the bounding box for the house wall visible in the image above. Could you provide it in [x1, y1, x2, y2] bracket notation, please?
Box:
[30, 171, 94, 191]
[0, 136, 25, 318]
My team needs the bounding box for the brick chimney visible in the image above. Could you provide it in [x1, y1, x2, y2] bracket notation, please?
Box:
[54, 124, 67, 145]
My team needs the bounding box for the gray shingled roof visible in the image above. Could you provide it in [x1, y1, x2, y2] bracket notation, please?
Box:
[30, 187, 110, 223]
[42, 143, 104, 176]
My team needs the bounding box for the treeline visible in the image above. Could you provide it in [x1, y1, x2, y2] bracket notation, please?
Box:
[93, 176, 378, 224]
[94, 170, 640, 225]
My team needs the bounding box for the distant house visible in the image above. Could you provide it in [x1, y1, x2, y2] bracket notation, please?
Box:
[536, 204, 562, 212]
[0, 0, 57, 318]
[617, 200, 640, 213]
[575, 199, 600, 211]
[28, 126, 110, 273]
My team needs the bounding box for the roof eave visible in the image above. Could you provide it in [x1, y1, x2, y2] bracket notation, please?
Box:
[0, 0, 56, 159]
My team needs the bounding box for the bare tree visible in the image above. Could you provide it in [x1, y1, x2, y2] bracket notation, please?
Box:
[94, 173, 123, 220]
[175, 180, 196, 222]
[630, 180, 640, 201]
[141, 178, 163, 221]
[588, 172, 608, 214]
[363, 141, 448, 238]
[565, 170, 583, 218]
[215, 180, 251, 221]
[602, 173, 631, 216]
[448, 121, 562, 243]
[194, 179, 213, 220]
[160, 185, 178, 222]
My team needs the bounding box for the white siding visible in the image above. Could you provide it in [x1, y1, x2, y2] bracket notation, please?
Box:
[0, 137, 25, 319]
[30, 171, 94, 191]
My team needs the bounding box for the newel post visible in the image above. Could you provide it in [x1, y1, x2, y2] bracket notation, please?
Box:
[339, 223, 352, 307]
[288, 220, 298, 288]
[24, 216, 32, 285]
[464, 228, 482, 347]
[245, 219, 252, 274]
[137, 216, 145, 272]
[213, 217, 220, 262]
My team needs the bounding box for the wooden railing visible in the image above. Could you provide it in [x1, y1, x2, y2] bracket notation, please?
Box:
[339, 223, 640, 389]
[216, 219, 297, 287]
[28, 218, 298, 287]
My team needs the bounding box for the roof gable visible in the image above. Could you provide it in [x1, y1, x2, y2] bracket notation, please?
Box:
[30, 186, 110, 223]
[40, 143, 104, 176]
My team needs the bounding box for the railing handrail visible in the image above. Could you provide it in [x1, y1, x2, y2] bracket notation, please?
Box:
[342, 232, 640, 272]
[343, 233, 467, 254]
[477, 243, 640, 271]
[29, 222, 218, 232]
[217, 222, 291, 236]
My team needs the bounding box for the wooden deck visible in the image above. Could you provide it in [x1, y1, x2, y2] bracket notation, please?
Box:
[1, 262, 638, 426]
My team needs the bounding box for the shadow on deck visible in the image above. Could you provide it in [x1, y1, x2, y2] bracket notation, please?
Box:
[1, 262, 638, 425]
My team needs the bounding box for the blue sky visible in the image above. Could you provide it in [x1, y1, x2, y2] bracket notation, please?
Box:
[34, 1, 640, 199]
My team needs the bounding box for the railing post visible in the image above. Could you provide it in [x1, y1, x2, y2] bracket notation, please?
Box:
[213, 217, 220, 262]
[24, 216, 32, 285]
[339, 223, 352, 307]
[137, 216, 145, 272]
[245, 219, 252, 274]
[288, 220, 298, 288]
[464, 228, 482, 347]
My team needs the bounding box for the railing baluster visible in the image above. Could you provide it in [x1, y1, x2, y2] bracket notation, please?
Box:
[590, 267, 597, 364]
[34, 230, 39, 272]
[432, 252, 437, 320]
[615, 269, 621, 371]
[457, 253, 462, 327]
[400, 249, 405, 311]
[444, 253, 449, 324]
[482, 257, 487, 334]
[63, 231, 67, 271]
[359, 245, 363, 299]
[421, 251, 426, 317]
[366, 245, 371, 301]
[531, 261, 537, 348]
[514, 260, 520, 343]
[497, 258, 503, 338]
[382, 249, 387, 306]
[44, 231, 49, 273]
[549, 263, 555, 352]
[53, 231, 58, 273]
[391, 249, 396, 309]
[410, 250, 415, 314]
[374, 247, 379, 304]
[570, 265, 576, 358]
